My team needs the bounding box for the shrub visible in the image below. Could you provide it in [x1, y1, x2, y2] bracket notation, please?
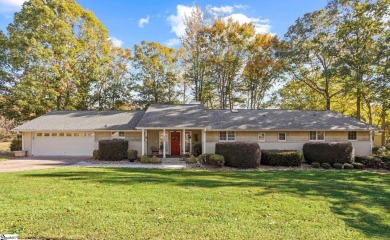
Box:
[355, 156, 383, 169]
[384, 161, 390, 170]
[379, 156, 390, 162]
[92, 150, 100, 160]
[209, 154, 225, 167]
[151, 155, 159, 164]
[303, 142, 353, 165]
[128, 150, 138, 160]
[352, 162, 365, 170]
[194, 144, 202, 156]
[199, 154, 224, 167]
[333, 163, 343, 169]
[321, 163, 331, 169]
[343, 163, 354, 170]
[311, 162, 320, 168]
[186, 155, 197, 164]
[141, 154, 148, 163]
[98, 139, 128, 161]
[261, 150, 302, 166]
[10, 138, 22, 151]
[374, 146, 390, 156]
[215, 142, 260, 168]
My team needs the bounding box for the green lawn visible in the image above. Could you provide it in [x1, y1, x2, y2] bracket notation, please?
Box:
[0, 142, 12, 161]
[0, 168, 389, 239]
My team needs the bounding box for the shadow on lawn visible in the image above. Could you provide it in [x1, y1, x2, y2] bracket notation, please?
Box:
[23, 168, 390, 238]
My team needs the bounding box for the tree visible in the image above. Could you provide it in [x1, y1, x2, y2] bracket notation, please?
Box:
[93, 46, 133, 110]
[280, 9, 342, 111]
[182, 6, 210, 103]
[242, 33, 282, 109]
[132, 41, 182, 108]
[329, 0, 388, 120]
[4, 0, 111, 120]
[202, 19, 256, 109]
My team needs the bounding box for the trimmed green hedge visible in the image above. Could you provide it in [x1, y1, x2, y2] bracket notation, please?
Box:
[215, 142, 260, 168]
[98, 139, 128, 161]
[199, 154, 224, 167]
[303, 142, 353, 165]
[261, 150, 302, 166]
[355, 156, 383, 169]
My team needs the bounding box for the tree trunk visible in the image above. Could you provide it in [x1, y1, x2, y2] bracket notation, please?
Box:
[356, 88, 361, 120]
[381, 106, 386, 147]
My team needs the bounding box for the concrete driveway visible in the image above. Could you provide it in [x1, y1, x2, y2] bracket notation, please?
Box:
[0, 156, 89, 172]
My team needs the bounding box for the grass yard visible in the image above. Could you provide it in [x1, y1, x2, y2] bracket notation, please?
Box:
[0, 168, 389, 239]
[0, 142, 12, 161]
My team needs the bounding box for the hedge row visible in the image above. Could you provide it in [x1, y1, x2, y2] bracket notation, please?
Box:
[98, 139, 128, 161]
[303, 142, 353, 165]
[215, 142, 260, 168]
[355, 155, 390, 169]
[261, 150, 302, 167]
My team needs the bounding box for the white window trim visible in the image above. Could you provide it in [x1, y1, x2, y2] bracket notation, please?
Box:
[309, 131, 326, 141]
[348, 131, 358, 141]
[219, 131, 236, 142]
[278, 132, 286, 142]
[258, 132, 266, 142]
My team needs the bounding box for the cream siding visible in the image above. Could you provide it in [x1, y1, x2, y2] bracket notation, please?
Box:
[22, 132, 33, 156]
[205, 130, 372, 156]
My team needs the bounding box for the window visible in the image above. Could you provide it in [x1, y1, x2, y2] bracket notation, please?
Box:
[219, 131, 235, 141]
[79, 133, 86, 137]
[66, 133, 72, 137]
[74, 133, 79, 137]
[36, 133, 42, 137]
[278, 133, 286, 141]
[59, 133, 65, 137]
[44, 133, 50, 137]
[309, 131, 325, 141]
[348, 131, 357, 140]
[87, 133, 94, 137]
[258, 133, 265, 142]
[52, 133, 57, 137]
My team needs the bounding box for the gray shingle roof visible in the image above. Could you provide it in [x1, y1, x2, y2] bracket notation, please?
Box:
[207, 109, 378, 131]
[135, 104, 211, 129]
[13, 110, 145, 131]
[14, 104, 378, 132]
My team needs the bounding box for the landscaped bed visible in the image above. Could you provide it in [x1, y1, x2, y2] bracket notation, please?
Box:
[0, 168, 389, 239]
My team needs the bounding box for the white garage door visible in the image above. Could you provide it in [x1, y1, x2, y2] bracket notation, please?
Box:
[32, 132, 94, 156]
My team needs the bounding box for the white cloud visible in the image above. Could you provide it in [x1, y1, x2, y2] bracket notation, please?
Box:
[108, 37, 123, 47]
[165, 38, 181, 47]
[209, 5, 234, 14]
[0, 0, 26, 13]
[167, 4, 272, 37]
[234, 4, 249, 10]
[138, 15, 150, 28]
[226, 13, 271, 34]
[167, 5, 195, 37]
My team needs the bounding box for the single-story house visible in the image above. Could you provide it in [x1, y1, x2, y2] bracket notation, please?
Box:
[13, 103, 378, 157]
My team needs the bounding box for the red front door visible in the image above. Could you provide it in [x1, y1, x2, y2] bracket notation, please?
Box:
[171, 132, 181, 155]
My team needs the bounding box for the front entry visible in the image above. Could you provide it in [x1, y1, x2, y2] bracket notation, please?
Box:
[171, 132, 181, 155]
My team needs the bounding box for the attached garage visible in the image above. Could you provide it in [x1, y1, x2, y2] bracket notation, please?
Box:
[32, 132, 94, 156]
[14, 110, 146, 157]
